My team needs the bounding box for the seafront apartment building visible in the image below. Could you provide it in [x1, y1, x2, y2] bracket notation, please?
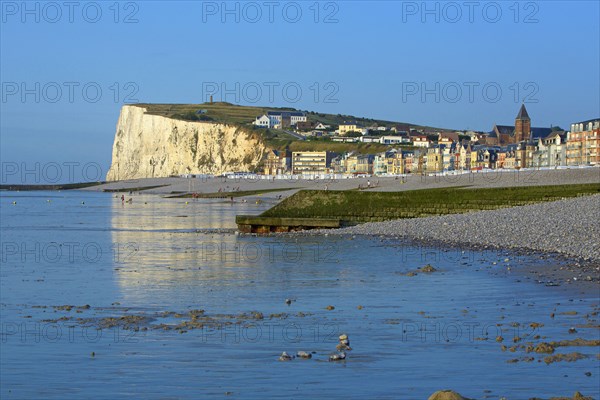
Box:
[291, 151, 332, 174]
[567, 119, 600, 166]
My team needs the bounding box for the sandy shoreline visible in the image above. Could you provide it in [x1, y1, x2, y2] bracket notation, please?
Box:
[87, 168, 600, 199]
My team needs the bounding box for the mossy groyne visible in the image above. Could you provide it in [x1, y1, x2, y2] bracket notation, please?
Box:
[247, 183, 600, 227]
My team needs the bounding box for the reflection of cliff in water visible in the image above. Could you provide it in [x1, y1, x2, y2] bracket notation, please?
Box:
[109, 195, 345, 305]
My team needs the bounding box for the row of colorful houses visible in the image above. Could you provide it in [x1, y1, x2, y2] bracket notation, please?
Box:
[257, 106, 599, 175]
[262, 117, 599, 175]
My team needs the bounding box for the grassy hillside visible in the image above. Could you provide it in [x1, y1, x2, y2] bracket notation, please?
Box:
[134, 102, 451, 131]
[260, 184, 600, 223]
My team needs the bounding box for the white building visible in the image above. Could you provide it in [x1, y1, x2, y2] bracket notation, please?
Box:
[268, 111, 307, 128]
[253, 114, 270, 128]
[253, 111, 307, 129]
[411, 136, 431, 148]
[379, 136, 411, 145]
[359, 136, 380, 143]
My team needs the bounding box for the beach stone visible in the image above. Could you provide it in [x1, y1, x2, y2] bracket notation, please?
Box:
[421, 264, 437, 273]
[336, 343, 352, 351]
[534, 342, 555, 354]
[339, 334, 348, 341]
[315, 194, 600, 263]
[428, 390, 471, 400]
[296, 351, 312, 359]
[329, 352, 346, 361]
[573, 392, 594, 400]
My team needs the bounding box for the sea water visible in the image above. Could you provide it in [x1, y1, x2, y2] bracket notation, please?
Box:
[1, 191, 598, 399]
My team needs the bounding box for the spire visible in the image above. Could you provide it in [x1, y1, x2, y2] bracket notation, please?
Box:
[516, 103, 530, 120]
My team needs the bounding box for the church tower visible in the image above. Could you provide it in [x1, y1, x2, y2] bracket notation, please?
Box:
[514, 104, 531, 142]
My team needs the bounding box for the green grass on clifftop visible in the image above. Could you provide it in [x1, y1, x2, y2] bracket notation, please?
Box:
[260, 184, 600, 223]
[134, 102, 449, 131]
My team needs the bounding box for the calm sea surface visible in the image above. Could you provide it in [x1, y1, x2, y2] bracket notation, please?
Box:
[1, 191, 598, 399]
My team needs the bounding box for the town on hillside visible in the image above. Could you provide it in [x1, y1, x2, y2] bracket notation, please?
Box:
[251, 106, 599, 176]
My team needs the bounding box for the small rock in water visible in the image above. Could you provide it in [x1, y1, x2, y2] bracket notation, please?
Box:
[421, 264, 437, 273]
[278, 352, 293, 361]
[569, 327, 578, 334]
[325, 305, 335, 310]
[427, 389, 471, 400]
[285, 299, 292, 305]
[329, 352, 346, 361]
[296, 351, 312, 359]
[337, 334, 351, 350]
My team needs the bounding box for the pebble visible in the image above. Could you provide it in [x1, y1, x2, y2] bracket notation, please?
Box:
[296, 351, 312, 359]
[329, 352, 346, 361]
[337, 334, 352, 351]
[309, 194, 600, 262]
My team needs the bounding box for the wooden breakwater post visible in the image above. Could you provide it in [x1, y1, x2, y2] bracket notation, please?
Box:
[235, 215, 340, 234]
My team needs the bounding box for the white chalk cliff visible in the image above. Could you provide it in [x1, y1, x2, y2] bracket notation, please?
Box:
[106, 105, 267, 181]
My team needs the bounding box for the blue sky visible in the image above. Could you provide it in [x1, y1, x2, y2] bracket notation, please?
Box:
[1, 1, 599, 182]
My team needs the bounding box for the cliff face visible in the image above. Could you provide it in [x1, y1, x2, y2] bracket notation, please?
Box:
[106, 106, 267, 181]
